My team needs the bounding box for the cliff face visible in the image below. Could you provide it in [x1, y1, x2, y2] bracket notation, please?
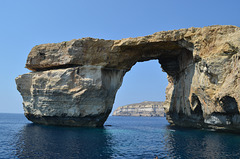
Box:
[112, 101, 165, 117]
[16, 25, 240, 131]
[16, 66, 125, 126]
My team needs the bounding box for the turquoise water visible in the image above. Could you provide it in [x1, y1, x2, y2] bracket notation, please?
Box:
[1, 114, 240, 158]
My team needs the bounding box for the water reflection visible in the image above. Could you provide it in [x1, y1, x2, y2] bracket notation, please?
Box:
[10, 116, 240, 158]
[164, 126, 240, 158]
[15, 124, 114, 159]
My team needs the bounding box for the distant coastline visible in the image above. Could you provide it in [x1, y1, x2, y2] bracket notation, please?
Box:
[112, 101, 165, 117]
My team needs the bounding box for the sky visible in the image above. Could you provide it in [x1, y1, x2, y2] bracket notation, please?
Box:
[1, 0, 240, 114]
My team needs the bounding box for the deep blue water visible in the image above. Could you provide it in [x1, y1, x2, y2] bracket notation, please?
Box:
[1, 114, 240, 159]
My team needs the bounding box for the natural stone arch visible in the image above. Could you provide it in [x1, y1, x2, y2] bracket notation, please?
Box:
[16, 25, 240, 132]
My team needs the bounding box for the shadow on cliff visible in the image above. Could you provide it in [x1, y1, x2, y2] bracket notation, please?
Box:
[162, 47, 204, 126]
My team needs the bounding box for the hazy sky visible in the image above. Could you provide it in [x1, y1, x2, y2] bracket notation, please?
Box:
[1, 0, 240, 113]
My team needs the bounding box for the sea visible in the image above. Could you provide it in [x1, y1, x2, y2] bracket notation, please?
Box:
[1, 114, 240, 159]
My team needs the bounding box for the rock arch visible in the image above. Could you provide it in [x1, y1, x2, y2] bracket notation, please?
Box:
[16, 25, 240, 132]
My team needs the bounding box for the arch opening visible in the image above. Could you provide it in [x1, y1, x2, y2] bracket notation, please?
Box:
[112, 60, 168, 117]
[110, 41, 203, 125]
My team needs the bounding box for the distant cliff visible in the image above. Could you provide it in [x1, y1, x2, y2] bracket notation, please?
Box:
[112, 101, 165, 117]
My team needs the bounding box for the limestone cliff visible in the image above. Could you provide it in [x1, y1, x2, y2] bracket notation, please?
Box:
[112, 101, 165, 117]
[16, 25, 240, 131]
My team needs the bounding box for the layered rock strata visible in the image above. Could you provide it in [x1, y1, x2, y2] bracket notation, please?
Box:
[112, 101, 165, 117]
[16, 25, 240, 131]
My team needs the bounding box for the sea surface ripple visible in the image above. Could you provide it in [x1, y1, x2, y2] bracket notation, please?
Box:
[1, 114, 240, 158]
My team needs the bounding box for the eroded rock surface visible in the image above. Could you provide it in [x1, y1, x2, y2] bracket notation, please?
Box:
[16, 66, 125, 126]
[112, 101, 165, 117]
[16, 25, 240, 131]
